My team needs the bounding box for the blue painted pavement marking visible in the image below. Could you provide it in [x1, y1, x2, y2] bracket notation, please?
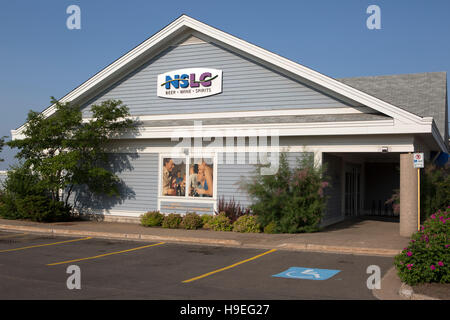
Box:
[272, 267, 341, 280]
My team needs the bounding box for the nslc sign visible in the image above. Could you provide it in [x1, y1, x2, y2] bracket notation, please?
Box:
[157, 68, 222, 99]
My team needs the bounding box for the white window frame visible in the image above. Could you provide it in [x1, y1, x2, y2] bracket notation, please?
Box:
[157, 152, 218, 212]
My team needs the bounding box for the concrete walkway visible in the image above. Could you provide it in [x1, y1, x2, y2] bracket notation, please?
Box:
[0, 216, 409, 257]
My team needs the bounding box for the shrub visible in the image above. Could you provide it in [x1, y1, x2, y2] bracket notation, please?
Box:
[15, 195, 72, 222]
[243, 152, 329, 233]
[232, 215, 261, 233]
[421, 163, 450, 220]
[141, 211, 164, 227]
[215, 196, 251, 223]
[394, 207, 449, 285]
[201, 214, 214, 229]
[162, 213, 183, 229]
[263, 221, 278, 234]
[0, 192, 20, 219]
[181, 212, 203, 230]
[205, 212, 233, 231]
[0, 165, 75, 222]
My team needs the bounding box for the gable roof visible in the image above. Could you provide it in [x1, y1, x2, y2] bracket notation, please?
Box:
[338, 72, 448, 142]
[11, 15, 448, 152]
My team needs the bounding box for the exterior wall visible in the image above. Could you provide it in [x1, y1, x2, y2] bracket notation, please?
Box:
[81, 42, 352, 118]
[216, 152, 309, 209]
[72, 153, 159, 215]
[72, 147, 313, 219]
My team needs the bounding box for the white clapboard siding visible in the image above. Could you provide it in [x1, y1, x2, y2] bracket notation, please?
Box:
[81, 41, 353, 117]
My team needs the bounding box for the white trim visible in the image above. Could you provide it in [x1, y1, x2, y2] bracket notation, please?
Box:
[93, 210, 145, 217]
[106, 144, 415, 154]
[114, 120, 434, 140]
[82, 107, 370, 123]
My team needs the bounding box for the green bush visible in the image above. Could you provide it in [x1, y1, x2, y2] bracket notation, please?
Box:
[0, 165, 69, 221]
[181, 212, 203, 230]
[243, 152, 329, 233]
[421, 163, 450, 220]
[232, 215, 261, 233]
[141, 211, 164, 227]
[201, 214, 214, 229]
[2, 165, 44, 198]
[0, 192, 20, 219]
[205, 212, 233, 231]
[263, 221, 277, 234]
[394, 207, 449, 285]
[15, 195, 72, 222]
[162, 213, 183, 229]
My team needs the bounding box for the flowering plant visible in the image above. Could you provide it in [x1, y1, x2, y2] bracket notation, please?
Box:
[243, 152, 329, 233]
[394, 207, 449, 285]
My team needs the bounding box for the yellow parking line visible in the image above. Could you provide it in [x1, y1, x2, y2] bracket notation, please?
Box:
[47, 242, 165, 266]
[0, 237, 92, 253]
[182, 249, 277, 283]
[0, 232, 27, 239]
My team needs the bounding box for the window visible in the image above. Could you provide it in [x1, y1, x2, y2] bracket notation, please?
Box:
[159, 155, 216, 200]
[161, 157, 186, 197]
[189, 157, 214, 198]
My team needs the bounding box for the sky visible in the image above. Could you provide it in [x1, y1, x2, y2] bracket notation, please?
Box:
[0, 0, 449, 169]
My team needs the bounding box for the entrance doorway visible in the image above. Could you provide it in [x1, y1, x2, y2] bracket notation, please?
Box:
[345, 164, 361, 216]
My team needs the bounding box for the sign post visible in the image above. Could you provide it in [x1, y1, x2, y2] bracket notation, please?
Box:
[413, 153, 424, 231]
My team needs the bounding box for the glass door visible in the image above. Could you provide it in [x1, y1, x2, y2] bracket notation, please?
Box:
[345, 164, 361, 216]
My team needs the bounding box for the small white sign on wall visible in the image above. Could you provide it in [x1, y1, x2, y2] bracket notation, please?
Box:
[413, 153, 424, 168]
[157, 68, 222, 99]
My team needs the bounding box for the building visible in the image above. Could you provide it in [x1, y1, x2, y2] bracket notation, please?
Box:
[11, 15, 448, 236]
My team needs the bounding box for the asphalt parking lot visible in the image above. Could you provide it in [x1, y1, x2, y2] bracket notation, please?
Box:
[0, 230, 394, 300]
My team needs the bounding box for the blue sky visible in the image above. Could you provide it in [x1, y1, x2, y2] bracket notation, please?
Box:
[0, 0, 449, 169]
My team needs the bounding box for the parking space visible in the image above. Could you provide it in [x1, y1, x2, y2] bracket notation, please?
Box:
[0, 230, 394, 299]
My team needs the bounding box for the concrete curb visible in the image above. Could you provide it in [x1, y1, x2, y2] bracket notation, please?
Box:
[0, 224, 242, 247]
[1, 223, 399, 256]
[398, 283, 440, 300]
[278, 243, 401, 257]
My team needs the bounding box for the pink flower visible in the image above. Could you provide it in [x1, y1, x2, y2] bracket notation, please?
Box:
[321, 181, 329, 188]
[431, 214, 436, 219]
[430, 265, 436, 270]
[438, 261, 444, 267]
[407, 251, 412, 257]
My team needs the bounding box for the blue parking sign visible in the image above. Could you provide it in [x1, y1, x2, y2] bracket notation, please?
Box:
[272, 267, 340, 280]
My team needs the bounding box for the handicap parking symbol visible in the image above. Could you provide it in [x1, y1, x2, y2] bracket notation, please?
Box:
[272, 267, 340, 280]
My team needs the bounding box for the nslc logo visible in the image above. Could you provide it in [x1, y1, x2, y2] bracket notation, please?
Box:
[157, 68, 222, 99]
